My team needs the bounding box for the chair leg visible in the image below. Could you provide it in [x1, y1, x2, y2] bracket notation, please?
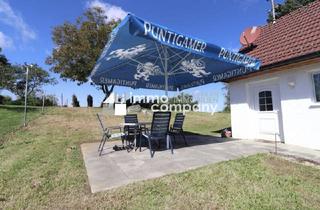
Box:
[135, 132, 140, 151]
[98, 134, 105, 151]
[169, 136, 174, 154]
[181, 132, 187, 146]
[122, 135, 125, 147]
[125, 135, 128, 146]
[133, 129, 137, 149]
[172, 134, 176, 145]
[147, 138, 153, 158]
[139, 134, 142, 152]
[99, 135, 107, 156]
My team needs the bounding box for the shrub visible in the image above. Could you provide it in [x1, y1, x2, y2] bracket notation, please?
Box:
[72, 94, 80, 107]
[6, 94, 58, 106]
[0, 95, 12, 105]
[87, 95, 93, 107]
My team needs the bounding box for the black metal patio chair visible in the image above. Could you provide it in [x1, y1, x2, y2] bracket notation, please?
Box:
[169, 113, 187, 146]
[139, 111, 172, 158]
[97, 113, 124, 156]
[123, 114, 139, 147]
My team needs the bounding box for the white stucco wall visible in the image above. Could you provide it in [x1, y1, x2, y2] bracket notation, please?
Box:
[230, 62, 320, 150]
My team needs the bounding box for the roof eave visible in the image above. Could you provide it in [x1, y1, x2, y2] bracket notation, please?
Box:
[223, 51, 320, 83]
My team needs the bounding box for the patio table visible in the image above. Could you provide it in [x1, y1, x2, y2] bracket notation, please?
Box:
[119, 122, 171, 150]
[120, 122, 151, 150]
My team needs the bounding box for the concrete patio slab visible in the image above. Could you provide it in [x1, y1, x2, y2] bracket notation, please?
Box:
[81, 135, 320, 193]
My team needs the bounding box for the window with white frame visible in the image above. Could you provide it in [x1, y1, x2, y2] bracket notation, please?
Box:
[259, 90, 273, 111]
[313, 73, 320, 102]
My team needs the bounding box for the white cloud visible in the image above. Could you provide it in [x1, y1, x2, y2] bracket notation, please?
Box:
[0, 0, 36, 42]
[87, 0, 127, 23]
[0, 31, 13, 49]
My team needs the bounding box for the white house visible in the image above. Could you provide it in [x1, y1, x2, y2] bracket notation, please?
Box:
[227, 1, 320, 150]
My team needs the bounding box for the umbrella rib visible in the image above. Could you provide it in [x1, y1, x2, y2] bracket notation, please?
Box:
[169, 71, 190, 75]
[92, 48, 158, 78]
[168, 52, 191, 74]
[154, 42, 165, 71]
[152, 56, 160, 68]
[167, 48, 185, 59]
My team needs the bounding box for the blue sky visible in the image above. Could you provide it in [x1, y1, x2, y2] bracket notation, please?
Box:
[0, 0, 278, 109]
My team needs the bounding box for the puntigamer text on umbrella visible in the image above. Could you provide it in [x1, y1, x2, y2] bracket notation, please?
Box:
[143, 21, 207, 53]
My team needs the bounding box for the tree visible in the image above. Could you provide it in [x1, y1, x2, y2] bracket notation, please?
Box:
[9, 93, 58, 106]
[0, 48, 9, 66]
[267, 0, 316, 23]
[0, 48, 14, 89]
[1, 49, 56, 99]
[44, 95, 59, 106]
[0, 95, 12, 105]
[87, 94, 93, 107]
[7, 64, 56, 99]
[46, 7, 119, 106]
[72, 94, 80, 107]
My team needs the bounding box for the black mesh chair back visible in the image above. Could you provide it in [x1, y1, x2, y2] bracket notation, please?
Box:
[172, 113, 185, 130]
[124, 114, 138, 133]
[124, 114, 138, 123]
[150, 111, 171, 138]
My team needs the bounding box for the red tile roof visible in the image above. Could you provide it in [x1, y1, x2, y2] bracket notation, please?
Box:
[240, 0, 320, 67]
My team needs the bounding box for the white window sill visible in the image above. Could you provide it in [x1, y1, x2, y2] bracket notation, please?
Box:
[309, 103, 320, 109]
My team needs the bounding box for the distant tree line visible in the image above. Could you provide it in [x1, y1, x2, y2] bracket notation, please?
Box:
[0, 94, 58, 106]
[167, 93, 198, 111]
[0, 48, 57, 106]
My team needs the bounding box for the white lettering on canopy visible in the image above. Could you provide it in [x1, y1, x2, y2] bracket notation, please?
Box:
[218, 48, 257, 68]
[100, 77, 138, 87]
[144, 21, 207, 53]
[179, 79, 206, 90]
[212, 67, 256, 81]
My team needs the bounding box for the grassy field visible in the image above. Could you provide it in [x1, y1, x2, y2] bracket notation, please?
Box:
[183, 111, 230, 136]
[1, 108, 320, 209]
[0, 105, 43, 138]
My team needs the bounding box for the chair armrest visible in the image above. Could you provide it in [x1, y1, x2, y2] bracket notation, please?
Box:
[108, 126, 123, 133]
[109, 125, 122, 129]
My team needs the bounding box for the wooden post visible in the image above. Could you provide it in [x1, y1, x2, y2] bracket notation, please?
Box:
[61, 93, 63, 107]
[23, 65, 29, 127]
[42, 94, 45, 113]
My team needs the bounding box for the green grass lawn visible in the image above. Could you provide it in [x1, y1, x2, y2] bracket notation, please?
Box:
[0, 105, 43, 138]
[183, 111, 231, 136]
[0, 108, 319, 209]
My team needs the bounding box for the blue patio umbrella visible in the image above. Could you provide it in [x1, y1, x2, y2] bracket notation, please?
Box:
[90, 14, 261, 95]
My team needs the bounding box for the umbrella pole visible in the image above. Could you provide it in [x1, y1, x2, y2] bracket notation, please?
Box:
[164, 46, 169, 97]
